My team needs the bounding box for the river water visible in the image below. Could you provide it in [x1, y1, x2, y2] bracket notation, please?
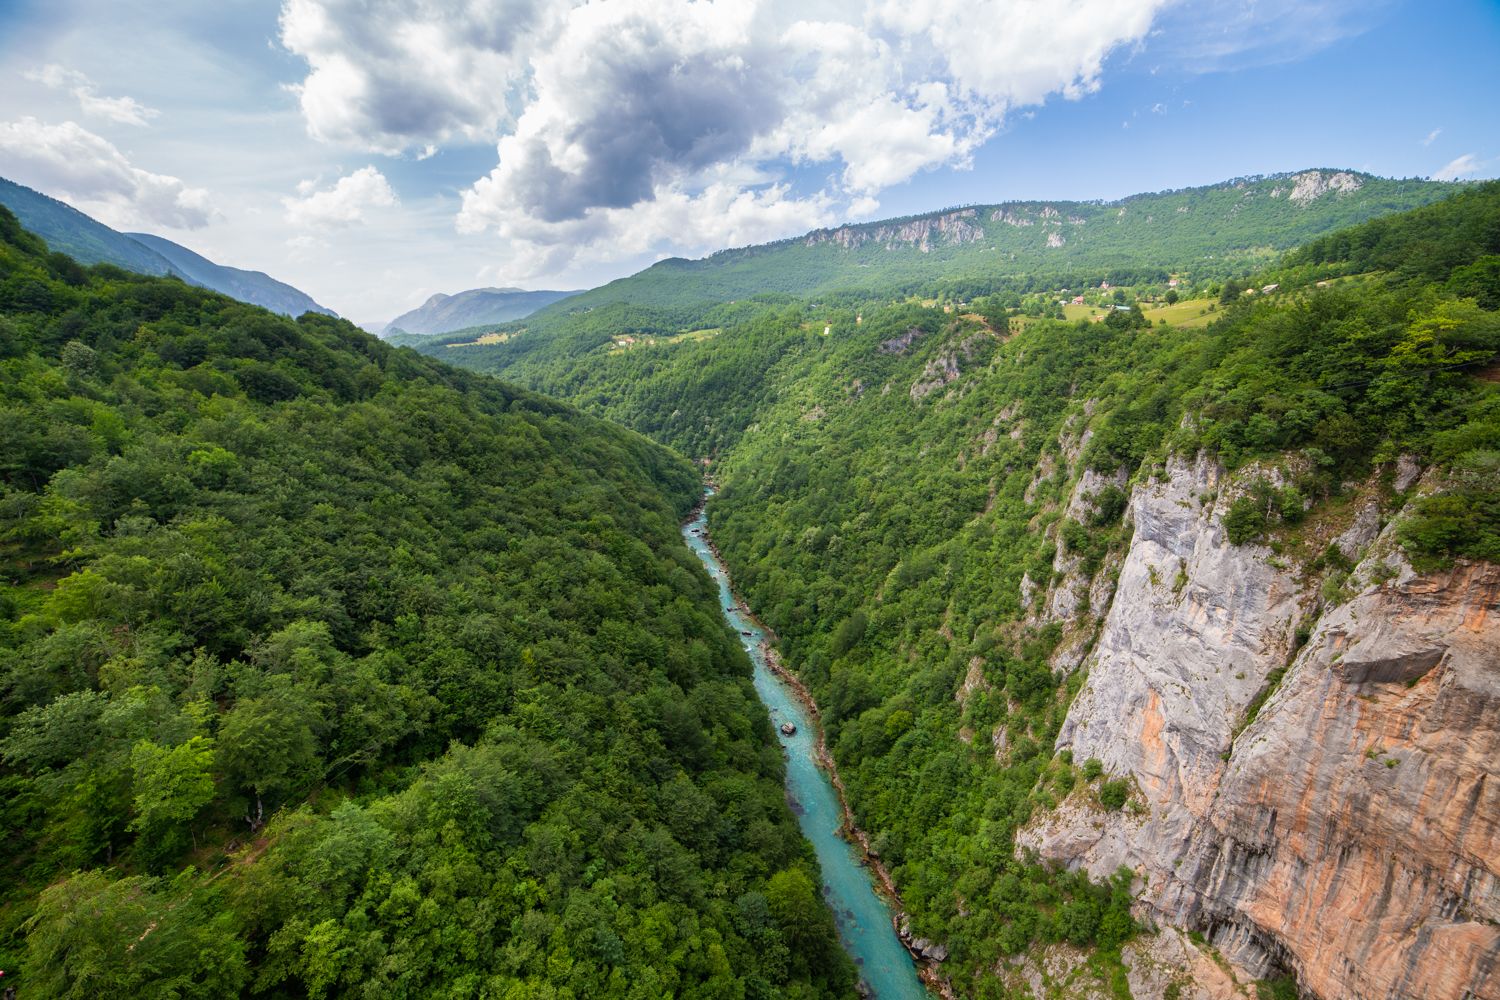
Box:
[683, 493, 929, 999]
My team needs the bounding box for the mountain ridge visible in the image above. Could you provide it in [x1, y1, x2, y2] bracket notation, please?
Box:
[513, 168, 1459, 322]
[125, 231, 334, 318]
[0, 176, 334, 317]
[0, 175, 182, 277]
[380, 285, 581, 337]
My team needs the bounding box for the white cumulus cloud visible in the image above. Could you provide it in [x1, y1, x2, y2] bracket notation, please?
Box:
[278, 0, 555, 154]
[417, 0, 1168, 266]
[24, 65, 159, 127]
[1433, 153, 1479, 182]
[466, 178, 840, 282]
[0, 117, 213, 228]
[285, 0, 1330, 269]
[283, 166, 398, 228]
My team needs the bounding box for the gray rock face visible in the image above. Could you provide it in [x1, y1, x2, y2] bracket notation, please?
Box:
[1022, 452, 1500, 1000]
[1044, 463, 1130, 624]
[1063, 466, 1130, 523]
[1285, 169, 1364, 205]
[1163, 559, 1500, 1000]
[1036, 455, 1302, 874]
[1334, 499, 1383, 560]
[1394, 453, 1424, 493]
[991, 929, 1244, 1000]
[806, 208, 983, 252]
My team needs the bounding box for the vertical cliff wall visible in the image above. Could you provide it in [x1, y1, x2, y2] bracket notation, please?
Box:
[1021, 454, 1499, 999]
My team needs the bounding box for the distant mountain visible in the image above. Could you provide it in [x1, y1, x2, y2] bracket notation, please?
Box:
[382, 286, 579, 336]
[526, 169, 1458, 317]
[0, 176, 179, 277]
[127, 232, 334, 318]
[0, 176, 333, 317]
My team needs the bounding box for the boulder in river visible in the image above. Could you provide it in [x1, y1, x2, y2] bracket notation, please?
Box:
[780, 722, 797, 736]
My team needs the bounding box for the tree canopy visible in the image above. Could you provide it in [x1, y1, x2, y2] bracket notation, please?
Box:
[0, 204, 854, 998]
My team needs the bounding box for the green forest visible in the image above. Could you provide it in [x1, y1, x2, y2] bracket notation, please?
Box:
[0, 206, 854, 998]
[422, 183, 1500, 996]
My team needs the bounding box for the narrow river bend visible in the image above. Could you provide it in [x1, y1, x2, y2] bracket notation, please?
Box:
[683, 491, 929, 999]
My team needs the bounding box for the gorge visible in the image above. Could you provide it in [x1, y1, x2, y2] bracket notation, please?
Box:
[685, 494, 929, 999]
[1, 175, 1496, 999]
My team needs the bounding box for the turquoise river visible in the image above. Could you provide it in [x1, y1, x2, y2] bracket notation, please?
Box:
[684, 491, 928, 999]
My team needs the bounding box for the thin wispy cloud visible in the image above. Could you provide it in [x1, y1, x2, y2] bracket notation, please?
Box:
[1433, 153, 1479, 181]
[1153, 0, 1398, 72]
[24, 64, 159, 127]
[1422, 128, 1442, 146]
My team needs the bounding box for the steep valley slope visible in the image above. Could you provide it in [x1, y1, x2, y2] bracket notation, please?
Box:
[0, 206, 855, 998]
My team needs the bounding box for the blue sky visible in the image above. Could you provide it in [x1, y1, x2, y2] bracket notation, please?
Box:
[0, 0, 1495, 322]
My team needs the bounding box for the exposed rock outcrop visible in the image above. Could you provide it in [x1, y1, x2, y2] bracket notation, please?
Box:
[909, 333, 988, 401]
[879, 326, 927, 355]
[1165, 559, 1500, 1000]
[1022, 452, 1500, 1000]
[1029, 453, 1303, 873]
[992, 208, 1035, 226]
[992, 928, 1247, 1000]
[910, 352, 961, 400]
[1286, 169, 1364, 205]
[1044, 464, 1131, 625]
[807, 209, 983, 252]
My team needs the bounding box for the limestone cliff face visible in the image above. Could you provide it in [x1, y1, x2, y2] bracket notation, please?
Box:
[1024, 453, 1304, 884]
[993, 928, 1244, 1000]
[805, 209, 983, 252]
[1170, 559, 1500, 1000]
[1023, 454, 1500, 1000]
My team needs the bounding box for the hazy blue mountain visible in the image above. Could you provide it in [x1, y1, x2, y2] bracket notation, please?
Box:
[382, 286, 579, 336]
[0, 176, 179, 277]
[0, 176, 333, 317]
[126, 232, 334, 317]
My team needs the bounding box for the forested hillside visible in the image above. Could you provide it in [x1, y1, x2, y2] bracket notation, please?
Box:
[0, 206, 854, 998]
[425, 170, 1453, 365]
[427, 183, 1500, 996]
[713, 184, 1500, 996]
[417, 171, 1462, 443]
